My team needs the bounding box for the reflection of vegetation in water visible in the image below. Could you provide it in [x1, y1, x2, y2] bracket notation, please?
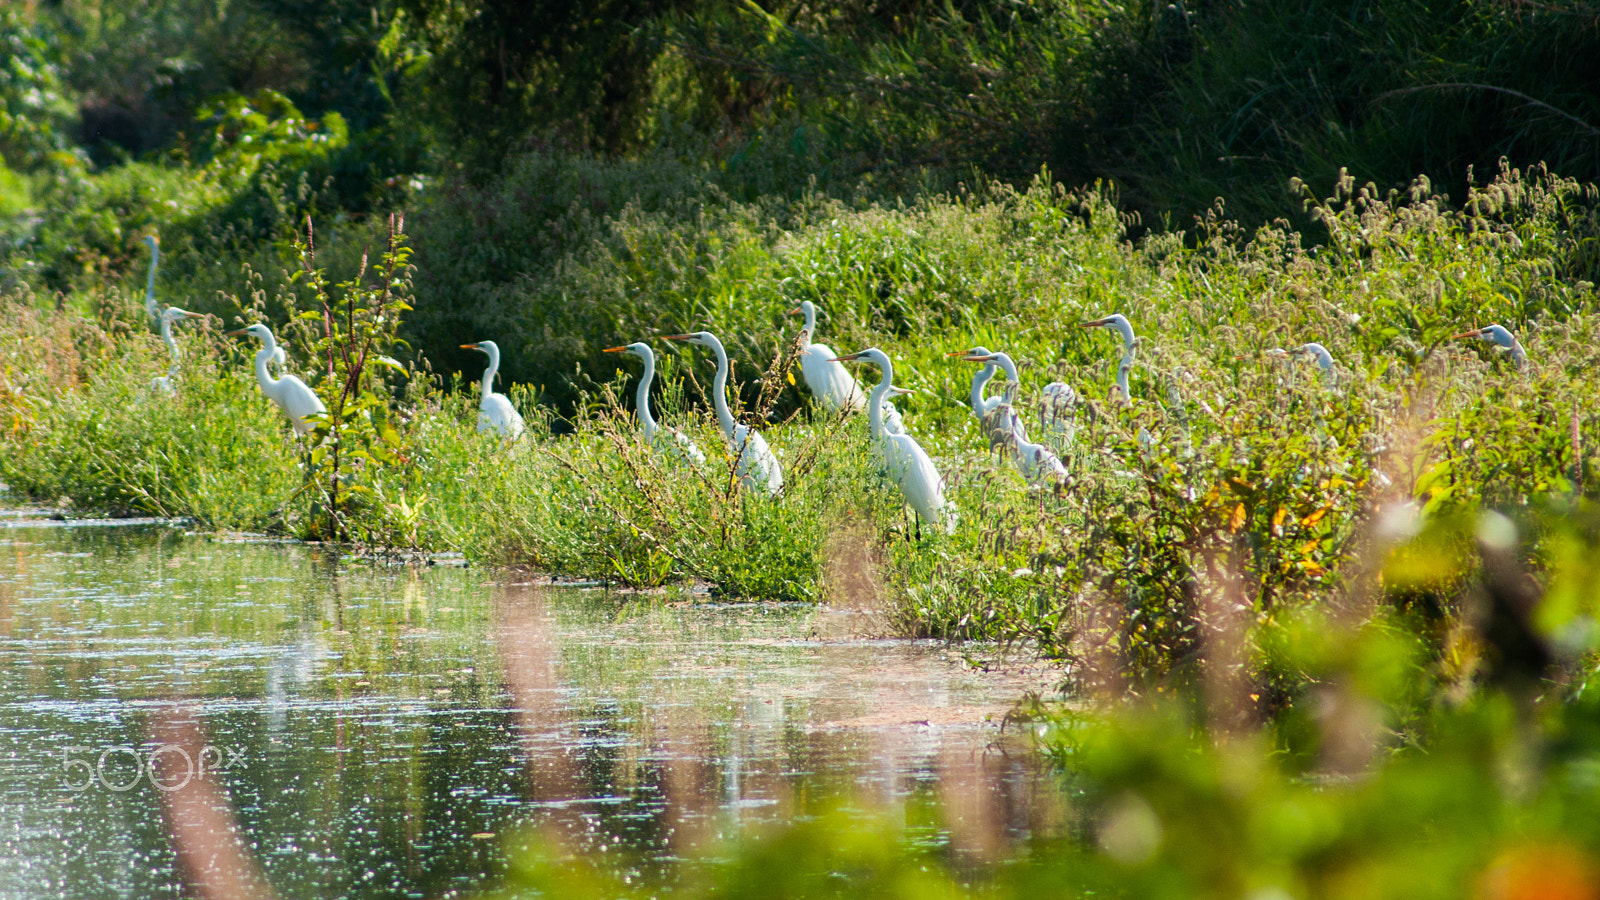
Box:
[1, 523, 1043, 897]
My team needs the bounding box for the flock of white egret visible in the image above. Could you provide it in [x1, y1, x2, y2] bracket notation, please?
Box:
[135, 234, 1535, 533]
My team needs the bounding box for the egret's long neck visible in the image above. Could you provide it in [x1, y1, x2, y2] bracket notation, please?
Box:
[480, 345, 500, 403]
[800, 305, 817, 344]
[866, 362, 892, 441]
[969, 363, 995, 413]
[1511, 340, 1529, 369]
[1309, 346, 1335, 381]
[709, 340, 736, 437]
[254, 336, 281, 395]
[145, 245, 159, 302]
[992, 353, 1017, 385]
[1116, 340, 1134, 398]
[160, 318, 179, 362]
[635, 351, 659, 439]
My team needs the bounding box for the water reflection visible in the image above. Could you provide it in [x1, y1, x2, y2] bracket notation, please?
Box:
[0, 514, 1064, 898]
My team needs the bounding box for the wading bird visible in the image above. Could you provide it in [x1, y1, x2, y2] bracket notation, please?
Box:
[604, 341, 706, 465]
[228, 324, 326, 436]
[1451, 324, 1528, 371]
[461, 340, 525, 439]
[141, 235, 161, 328]
[790, 300, 865, 413]
[150, 306, 204, 394]
[958, 350, 1067, 486]
[951, 347, 1025, 452]
[834, 348, 956, 534]
[1253, 343, 1337, 385]
[662, 331, 784, 495]
[1081, 313, 1137, 404]
[882, 386, 912, 436]
[1015, 432, 1069, 485]
[1038, 381, 1078, 443]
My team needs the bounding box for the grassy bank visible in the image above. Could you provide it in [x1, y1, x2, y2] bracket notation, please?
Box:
[6, 161, 1600, 684]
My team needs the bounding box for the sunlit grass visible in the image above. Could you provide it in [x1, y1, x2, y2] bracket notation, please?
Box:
[3, 162, 1598, 690]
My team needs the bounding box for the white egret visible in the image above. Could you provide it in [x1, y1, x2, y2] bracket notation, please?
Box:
[227, 324, 326, 436]
[461, 340, 525, 439]
[834, 348, 956, 534]
[1081, 313, 1137, 403]
[790, 300, 865, 413]
[141, 235, 161, 327]
[662, 331, 784, 495]
[150, 306, 203, 394]
[1015, 433, 1068, 485]
[1038, 381, 1079, 442]
[1450, 324, 1528, 370]
[882, 386, 912, 436]
[950, 346, 1002, 416]
[1254, 343, 1336, 385]
[951, 347, 1025, 452]
[604, 341, 706, 465]
[959, 350, 1067, 486]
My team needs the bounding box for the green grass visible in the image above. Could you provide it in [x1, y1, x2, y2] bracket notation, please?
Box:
[3, 161, 1599, 690]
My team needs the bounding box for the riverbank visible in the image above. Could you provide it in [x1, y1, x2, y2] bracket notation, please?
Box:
[5, 164, 1600, 688]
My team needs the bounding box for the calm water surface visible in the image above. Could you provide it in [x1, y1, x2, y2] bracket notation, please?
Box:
[0, 513, 1062, 899]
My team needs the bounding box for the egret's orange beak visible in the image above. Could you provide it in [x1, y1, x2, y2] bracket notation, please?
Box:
[961, 353, 997, 363]
[182, 312, 205, 319]
[1449, 329, 1483, 340]
[459, 343, 481, 350]
[1080, 317, 1111, 328]
[602, 345, 628, 352]
[830, 351, 865, 363]
[944, 349, 972, 357]
[224, 328, 248, 337]
[659, 334, 694, 342]
[787, 306, 802, 316]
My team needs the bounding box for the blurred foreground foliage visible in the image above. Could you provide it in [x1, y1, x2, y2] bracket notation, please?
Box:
[458, 502, 1600, 900]
[476, 505, 1600, 900]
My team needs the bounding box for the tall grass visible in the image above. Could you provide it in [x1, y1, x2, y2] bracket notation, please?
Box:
[0, 298, 297, 525]
[4, 161, 1599, 689]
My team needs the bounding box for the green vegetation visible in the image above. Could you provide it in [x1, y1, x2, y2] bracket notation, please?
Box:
[6, 162, 1597, 667]
[5, 1, 1600, 895]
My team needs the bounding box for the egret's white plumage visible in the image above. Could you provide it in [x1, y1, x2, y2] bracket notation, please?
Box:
[229, 324, 326, 435]
[141, 235, 161, 328]
[150, 306, 203, 394]
[835, 348, 955, 534]
[961, 351, 1067, 486]
[1258, 343, 1337, 385]
[790, 301, 865, 413]
[663, 331, 783, 495]
[881, 386, 912, 436]
[1038, 381, 1078, 441]
[1082, 313, 1137, 404]
[1451, 324, 1528, 370]
[1015, 433, 1068, 485]
[951, 346, 1025, 452]
[461, 340, 525, 439]
[604, 341, 706, 465]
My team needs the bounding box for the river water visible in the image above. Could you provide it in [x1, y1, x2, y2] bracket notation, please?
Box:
[0, 511, 1064, 898]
